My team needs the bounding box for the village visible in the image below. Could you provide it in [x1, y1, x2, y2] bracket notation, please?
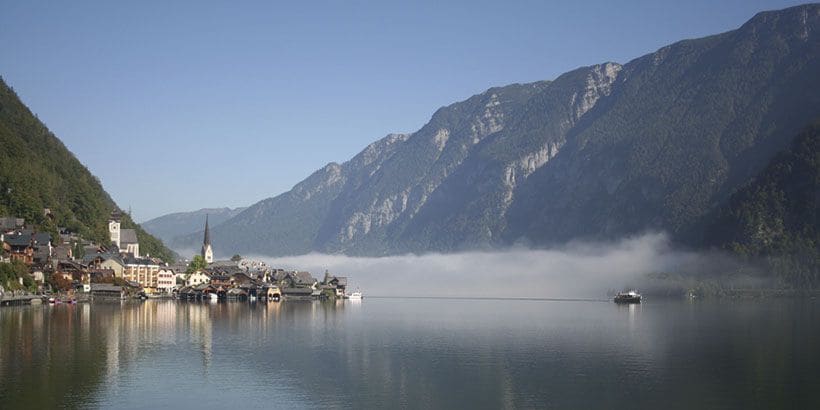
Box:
[0, 211, 353, 305]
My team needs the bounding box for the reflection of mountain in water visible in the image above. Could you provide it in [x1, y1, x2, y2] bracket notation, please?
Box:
[0, 304, 122, 407]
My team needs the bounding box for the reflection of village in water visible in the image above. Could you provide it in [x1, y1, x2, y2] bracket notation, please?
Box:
[0, 298, 362, 406]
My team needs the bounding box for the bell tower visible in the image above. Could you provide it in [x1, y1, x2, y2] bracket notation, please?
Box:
[109, 211, 122, 248]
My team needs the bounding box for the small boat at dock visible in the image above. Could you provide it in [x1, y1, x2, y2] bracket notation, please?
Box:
[614, 290, 641, 304]
[348, 292, 362, 300]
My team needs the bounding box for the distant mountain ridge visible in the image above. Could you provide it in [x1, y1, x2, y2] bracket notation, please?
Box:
[141, 207, 245, 246]
[172, 4, 819, 271]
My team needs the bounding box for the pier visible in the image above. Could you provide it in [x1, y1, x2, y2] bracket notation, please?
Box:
[0, 295, 41, 306]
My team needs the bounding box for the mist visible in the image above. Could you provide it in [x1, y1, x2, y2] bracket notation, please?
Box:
[253, 233, 757, 299]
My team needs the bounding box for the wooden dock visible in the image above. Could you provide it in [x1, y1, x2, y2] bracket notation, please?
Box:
[0, 295, 41, 306]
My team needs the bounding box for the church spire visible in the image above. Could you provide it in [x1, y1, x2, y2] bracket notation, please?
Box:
[201, 214, 214, 263]
[203, 214, 211, 246]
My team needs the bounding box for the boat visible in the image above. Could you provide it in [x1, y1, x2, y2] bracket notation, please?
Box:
[209, 293, 219, 302]
[614, 290, 641, 304]
[348, 292, 363, 300]
[48, 297, 56, 304]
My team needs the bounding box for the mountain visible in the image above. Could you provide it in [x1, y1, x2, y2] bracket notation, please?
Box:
[0, 77, 176, 262]
[707, 122, 819, 288]
[141, 207, 245, 246]
[174, 4, 819, 265]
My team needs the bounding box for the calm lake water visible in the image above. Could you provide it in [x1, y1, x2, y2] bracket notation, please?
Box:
[1, 298, 818, 409]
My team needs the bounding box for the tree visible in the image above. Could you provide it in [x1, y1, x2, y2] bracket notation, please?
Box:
[47, 273, 72, 292]
[0, 260, 31, 292]
[72, 241, 86, 260]
[186, 255, 207, 274]
[231, 254, 242, 262]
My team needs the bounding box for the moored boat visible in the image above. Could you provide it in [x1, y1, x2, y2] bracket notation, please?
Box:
[614, 290, 641, 304]
[348, 292, 362, 300]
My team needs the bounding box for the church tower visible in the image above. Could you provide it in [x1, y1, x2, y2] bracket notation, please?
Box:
[201, 215, 214, 263]
[108, 211, 122, 249]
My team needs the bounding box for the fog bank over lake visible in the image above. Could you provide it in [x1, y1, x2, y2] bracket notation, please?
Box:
[258, 233, 748, 298]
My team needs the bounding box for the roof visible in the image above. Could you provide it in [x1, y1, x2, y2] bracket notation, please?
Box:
[88, 269, 114, 277]
[193, 283, 214, 291]
[57, 260, 85, 270]
[288, 271, 316, 286]
[120, 229, 138, 245]
[169, 261, 189, 273]
[4, 233, 32, 247]
[232, 272, 255, 283]
[282, 287, 313, 295]
[53, 244, 72, 259]
[101, 255, 125, 266]
[32, 232, 51, 246]
[189, 270, 212, 277]
[84, 252, 119, 264]
[208, 260, 238, 268]
[91, 284, 123, 292]
[0, 217, 24, 230]
[123, 255, 158, 266]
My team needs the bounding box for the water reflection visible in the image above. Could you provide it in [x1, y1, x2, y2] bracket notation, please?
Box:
[1, 299, 819, 408]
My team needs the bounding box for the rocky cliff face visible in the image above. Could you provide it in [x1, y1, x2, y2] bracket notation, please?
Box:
[172, 4, 820, 257]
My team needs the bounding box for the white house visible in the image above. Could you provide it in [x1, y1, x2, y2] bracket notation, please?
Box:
[186, 270, 211, 287]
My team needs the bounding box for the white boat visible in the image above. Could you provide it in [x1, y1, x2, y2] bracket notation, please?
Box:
[209, 293, 218, 301]
[614, 290, 641, 304]
[348, 292, 362, 300]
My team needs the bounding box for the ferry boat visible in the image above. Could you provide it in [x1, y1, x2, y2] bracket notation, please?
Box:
[614, 290, 641, 304]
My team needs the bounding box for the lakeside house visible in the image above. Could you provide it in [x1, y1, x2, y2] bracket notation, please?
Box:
[122, 256, 161, 293]
[157, 268, 175, 294]
[90, 283, 125, 299]
[186, 271, 211, 287]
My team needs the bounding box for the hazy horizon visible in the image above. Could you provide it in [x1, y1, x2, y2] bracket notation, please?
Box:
[162, 233, 761, 299]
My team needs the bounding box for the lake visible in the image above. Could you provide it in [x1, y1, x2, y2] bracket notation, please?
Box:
[1, 298, 818, 409]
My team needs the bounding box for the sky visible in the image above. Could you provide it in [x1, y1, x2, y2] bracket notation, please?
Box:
[0, 0, 807, 222]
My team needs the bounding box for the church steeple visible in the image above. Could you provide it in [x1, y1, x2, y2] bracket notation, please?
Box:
[203, 214, 211, 246]
[201, 214, 214, 263]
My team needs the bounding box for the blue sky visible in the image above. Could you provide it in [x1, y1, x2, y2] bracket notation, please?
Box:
[0, 0, 807, 222]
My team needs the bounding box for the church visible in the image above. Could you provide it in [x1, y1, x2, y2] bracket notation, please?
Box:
[108, 211, 140, 257]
